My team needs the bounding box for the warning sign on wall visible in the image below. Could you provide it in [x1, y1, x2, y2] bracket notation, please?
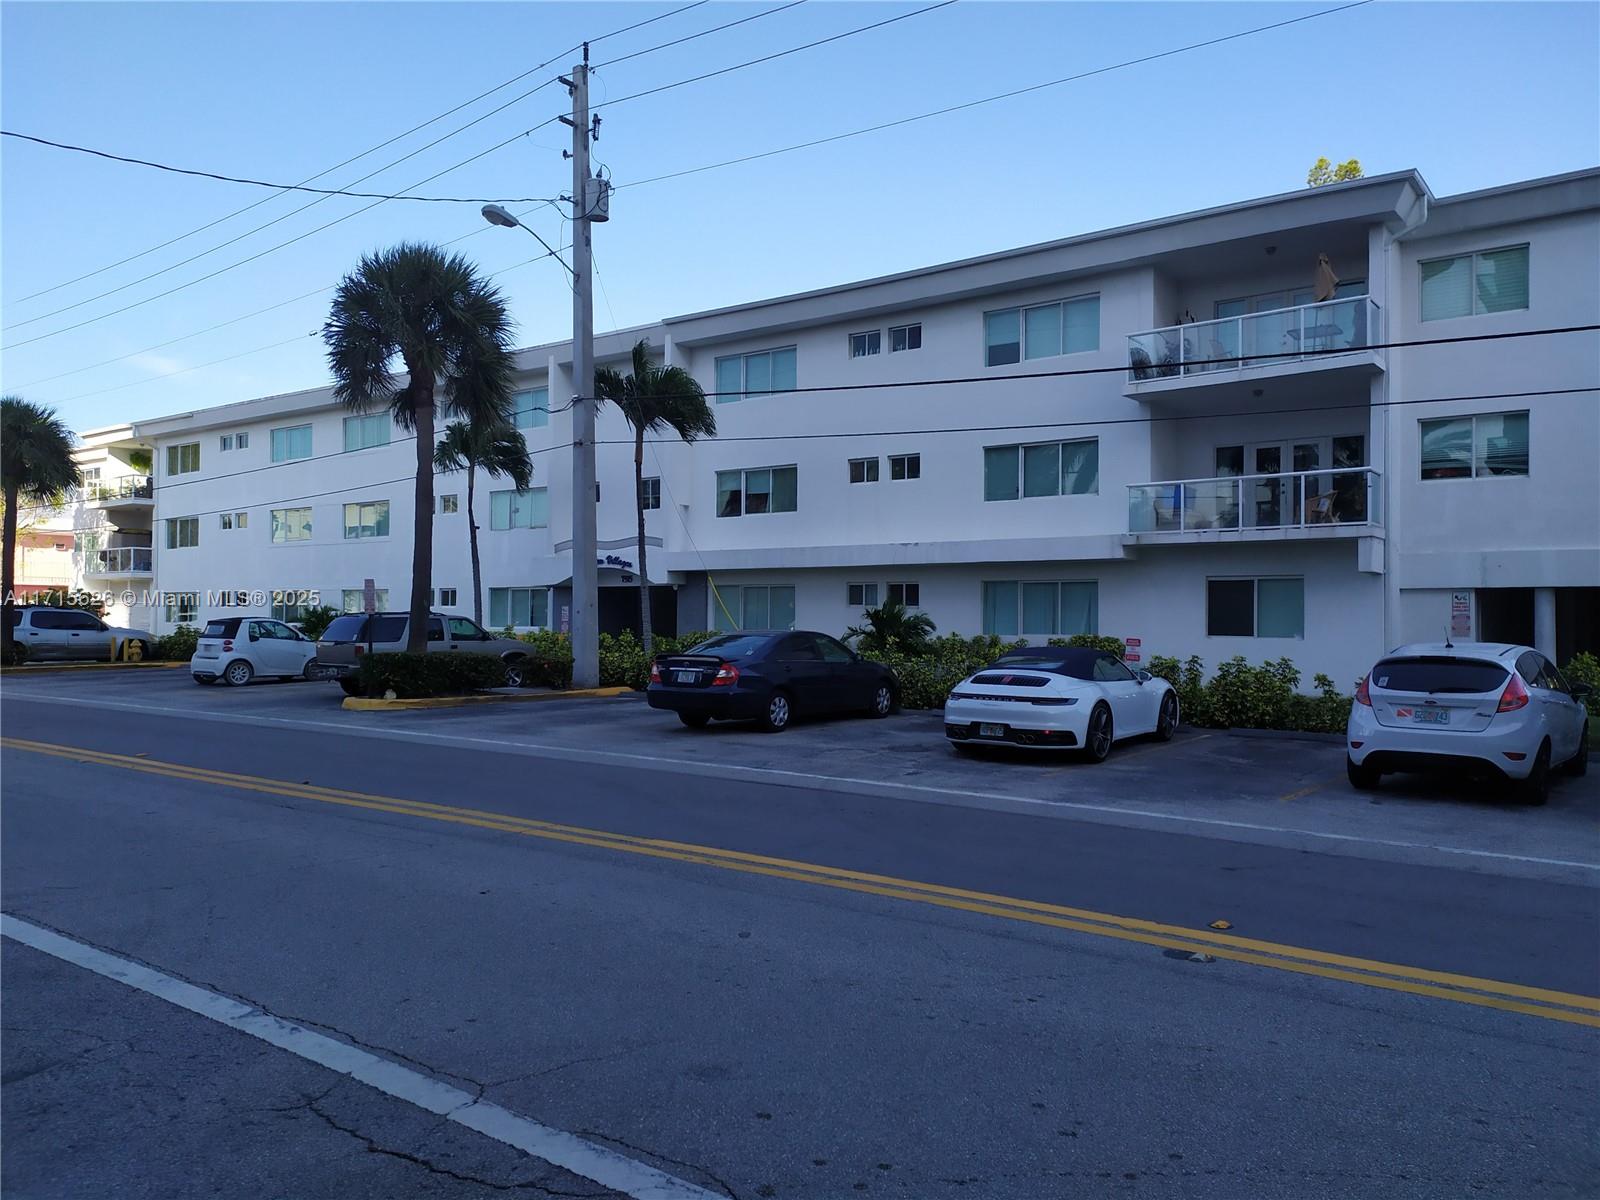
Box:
[1450, 591, 1473, 639]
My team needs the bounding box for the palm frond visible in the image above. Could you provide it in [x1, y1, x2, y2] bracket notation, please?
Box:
[1, 396, 81, 501]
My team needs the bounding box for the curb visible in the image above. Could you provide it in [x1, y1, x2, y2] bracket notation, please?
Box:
[341, 686, 632, 711]
[0, 660, 186, 675]
[1224, 727, 1345, 745]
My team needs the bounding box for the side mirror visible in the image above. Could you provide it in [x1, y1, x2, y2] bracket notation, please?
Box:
[1136, 669, 1153, 683]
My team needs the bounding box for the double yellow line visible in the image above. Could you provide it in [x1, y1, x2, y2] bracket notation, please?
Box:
[6, 734, 1598, 1028]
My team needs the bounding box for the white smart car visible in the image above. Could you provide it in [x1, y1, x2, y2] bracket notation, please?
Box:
[191, 616, 319, 686]
[1346, 642, 1591, 804]
[944, 646, 1179, 762]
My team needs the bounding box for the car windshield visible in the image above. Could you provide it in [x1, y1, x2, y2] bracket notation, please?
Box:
[986, 653, 1097, 681]
[684, 634, 772, 659]
[319, 615, 368, 642]
[1371, 657, 1509, 694]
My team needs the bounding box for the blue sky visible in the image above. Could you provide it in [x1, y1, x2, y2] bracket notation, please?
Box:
[2, 1, 1596, 432]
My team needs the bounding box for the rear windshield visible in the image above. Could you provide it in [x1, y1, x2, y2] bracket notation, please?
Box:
[320, 615, 368, 642]
[1371, 657, 1509, 694]
[683, 634, 771, 659]
[202, 619, 240, 638]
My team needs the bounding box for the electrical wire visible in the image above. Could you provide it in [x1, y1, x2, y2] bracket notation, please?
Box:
[593, 0, 808, 69]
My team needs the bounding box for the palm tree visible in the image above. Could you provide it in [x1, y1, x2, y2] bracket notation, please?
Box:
[845, 597, 937, 657]
[2, 397, 81, 661]
[434, 420, 531, 625]
[323, 243, 516, 652]
[593, 339, 717, 657]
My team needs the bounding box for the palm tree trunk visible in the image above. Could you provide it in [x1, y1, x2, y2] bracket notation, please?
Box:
[634, 425, 652, 658]
[467, 463, 483, 626]
[408, 379, 435, 654]
[2, 483, 18, 659]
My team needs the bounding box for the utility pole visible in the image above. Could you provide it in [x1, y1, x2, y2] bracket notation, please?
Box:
[561, 47, 599, 689]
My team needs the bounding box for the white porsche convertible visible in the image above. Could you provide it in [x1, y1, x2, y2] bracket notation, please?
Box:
[943, 646, 1179, 761]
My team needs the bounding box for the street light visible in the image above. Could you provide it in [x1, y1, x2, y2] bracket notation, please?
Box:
[481, 203, 521, 229]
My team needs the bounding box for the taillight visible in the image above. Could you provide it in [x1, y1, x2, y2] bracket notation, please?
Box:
[1354, 674, 1371, 706]
[222, 639, 233, 652]
[353, 644, 364, 657]
[712, 662, 739, 687]
[1497, 673, 1530, 713]
[649, 661, 661, 685]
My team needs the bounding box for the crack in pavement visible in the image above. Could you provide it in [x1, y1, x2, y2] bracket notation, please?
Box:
[577, 1128, 742, 1200]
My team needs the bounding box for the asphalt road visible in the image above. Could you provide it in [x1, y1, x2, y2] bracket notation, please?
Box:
[2, 677, 1597, 1199]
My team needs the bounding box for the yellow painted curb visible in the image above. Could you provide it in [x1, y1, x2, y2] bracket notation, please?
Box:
[341, 686, 631, 711]
[0, 660, 186, 675]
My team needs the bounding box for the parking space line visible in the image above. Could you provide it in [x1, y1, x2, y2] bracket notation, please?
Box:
[1279, 783, 1326, 803]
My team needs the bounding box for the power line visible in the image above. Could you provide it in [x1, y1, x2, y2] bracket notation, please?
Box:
[593, 0, 808, 69]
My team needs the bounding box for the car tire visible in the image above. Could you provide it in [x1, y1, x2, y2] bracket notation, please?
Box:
[223, 660, 254, 687]
[503, 657, 527, 689]
[338, 677, 362, 697]
[301, 660, 321, 682]
[678, 713, 710, 729]
[866, 682, 895, 719]
[1515, 741, 1551, 806]
[1083, 703, 1113, 763]
[759, 690, 792, 733]
[1567, 724, 1589, 777]
[1155, 692, 1179, 741]
[1346, 757, 1381, 791]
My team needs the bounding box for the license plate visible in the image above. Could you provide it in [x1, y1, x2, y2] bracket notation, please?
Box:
[979, 723, 1007, 738]
[1413, 708, 1450, 725]
[674, 670, 696, 684]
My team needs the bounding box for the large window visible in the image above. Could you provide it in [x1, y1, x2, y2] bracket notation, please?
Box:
[512, 388, 549, 429]
[713, 347, 797, 402]
[165, 592, 199, 624]
[985, 296, 1099, 366]
[489, 586, 549, 628]
[272, 592, 311, 623]
[890, 323, 922, 352]
[342, 500, 390, 540]
[1420, 245, 1529, 320]
[1420, 411, 1529, 479]
[166, 442, 200, 476]
[850, 331, 881, 358]
[848, 457, 879, 484]
[271, 507, 313, 543]
[887, 582, 920, 607]
[270, 424, 313, 463]
[490, 488, 549, 530]
[1206, 577, 1304, 638]
[343, 413, 390, 451]
[889, 453, 921, 481]
[712, 585, 796, 631]
[165, 517, 199, 549]
[716, 466, 797, 517]
[982, 580, 1098, 637]
[847, 582, 879, 607]
[341, 588, 390, 613]
[983, 439, 1098, 501]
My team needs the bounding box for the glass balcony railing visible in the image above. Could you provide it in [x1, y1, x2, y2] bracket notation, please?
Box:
[1127, 296, 1381, 382]
[82, 475, 154, 503]
[86, 546, 154, 574]
[1129, 467, 1382, 534]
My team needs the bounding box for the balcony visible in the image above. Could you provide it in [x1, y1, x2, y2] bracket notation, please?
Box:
[1126, 297, 1383, 401]
[84, 546, 154, 577]
[82, 475, 154, 508]
[1128, 467, 1382, 543]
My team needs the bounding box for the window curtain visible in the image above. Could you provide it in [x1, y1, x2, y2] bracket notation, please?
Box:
[1421, 256, 1472, 321]
[985, 311, 1021, 366]
[770, 467, 798, 512]
[984, 447, 1019, 501]
[1063, 296, 1100, 352]
[982, 581, 1018, 635]
[715, 357, 743, 402]
[1256, 578, 1305, 638]
[1475, 246, 1529, 314]
[1021, 582, 1057, 634]
[1024, 305, 1061, 360]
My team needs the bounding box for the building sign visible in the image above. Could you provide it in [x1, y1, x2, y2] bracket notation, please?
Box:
[1450, 591, 1473, 639]
[1124, 636, 1140, 663]
[600, 554, 634, 571]
[362, 578, 377, 614]
[559, 605, 571, 633]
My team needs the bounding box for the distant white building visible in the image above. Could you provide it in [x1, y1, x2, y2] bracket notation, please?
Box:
[111, 166, 1596, 681]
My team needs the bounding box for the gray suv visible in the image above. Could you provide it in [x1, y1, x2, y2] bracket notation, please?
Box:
[316, 611, 537, 693]
[5, 606, 156, 661]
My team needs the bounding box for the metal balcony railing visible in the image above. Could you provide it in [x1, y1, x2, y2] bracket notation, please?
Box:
[87, 546, 154, 574]
[1129, 467, 1382, 534]
[82, 475, 154, 502]
[1127, 296, 1382, 382]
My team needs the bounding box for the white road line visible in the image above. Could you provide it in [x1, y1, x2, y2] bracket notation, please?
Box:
[1, 914, 721, 1200]
[6, 689, 1598, 875]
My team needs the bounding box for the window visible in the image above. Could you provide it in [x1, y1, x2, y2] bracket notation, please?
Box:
[1206, 577, 1304, 638]
[713, 347, 797, 402]
[167, 443, 200, 476]
[887, 582, 920, 607]
[220, 432, 249, 452]
[165, 517, 199, 549]
[512, 388, 550, 429]
[341, 588, 390, 613]
[440, 494, 459, 514]
[889, 453, 920, 481]
[985, 296, 1099, 366]
[890, 323, 921, 352]
[716, 466, 797, 517]
[220, 435, 233, 452]
[343, 413, 390, 452]
[490, 487, 549, 530]
[1421, 245, 1529, 320]
[271, 592, 310, 623]
[1420, 411, 1529, 479]
[642, 477, 661, 510]
[343, 500, 390, 539]
[271, 507, 312, 543]
[984, 439, 1098, 500]
[850, 330, 881, 358]
[270, 424, 313, 462]
[447, 616, 487, 640]
[236, 431, 249, 449]
[165, 592, 198, 624]
[489, 586, 549, 628]
[982, 580, 1098, 636]
[712, 585, 796, 631]
[848, 457, 879, 484]
[436, 588, 458, 608]
[219, 511, 248, 530]
[847, 583, 879, 607]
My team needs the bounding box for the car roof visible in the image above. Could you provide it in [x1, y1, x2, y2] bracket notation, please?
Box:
[993, 646, 1112, 668]
[1385, 641, 1527, 660]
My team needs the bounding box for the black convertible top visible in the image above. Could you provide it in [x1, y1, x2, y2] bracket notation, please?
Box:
[984, 646, 1119, 681]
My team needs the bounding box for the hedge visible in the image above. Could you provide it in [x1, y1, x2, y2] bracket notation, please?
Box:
[1566, 652, 1599, 718]
[152, 625, 200, 662]
[354, 651, 505, 699]
[863, 634, 1028, 710]
[501, 628, 719, 691]
[1047, 634, 1127, 658]
[1146, 654, 1352, 733]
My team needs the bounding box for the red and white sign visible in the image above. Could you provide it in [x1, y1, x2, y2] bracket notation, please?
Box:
[1125, 652, 1141, 663]
[1125, 637, 1141, 648]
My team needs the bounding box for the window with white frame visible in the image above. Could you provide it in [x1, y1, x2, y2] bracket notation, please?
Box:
[981, 580, 1098, 637]
[1420, 245, 1529, 321]
[713, 585, 796, 631]
[1420, 411, 1529, 479]
[889, 453, 920, 480]
[984, 295, 1099, 366]
[489, 586, 549, 628]
[219, 434, 234, 452]
[713, 346, 797, 402]
[236, 431, 249, 449]
[642, 477, 661, 510]
[219, 511, 248, 530]
[440, 494, 459, 513]
[890, 323, 922, 352]
[847, 582, 879, 608]
[272, 592, 309, 623]
[716, 466, 797, 516]
[983, 438, 1098, 500]
[490, 488, 549, 530]
[342, 588, 390, 613]
[512, 388, 550, 429]
[850, 330, 881, 358]
[165, 517, 199, 549]
[343, 500, 390, 539]
[848, 457, 879, 484]
[887, 582, 920, 607]
[1206, 577, 1304, 638]
[270, 424, 313, 463]
[343, 413, 390, 452]
[166, 442, 200, 476]
[433, 588, 458, 608]
[271, 507, 312, 543]
[165, 592, 198, 624]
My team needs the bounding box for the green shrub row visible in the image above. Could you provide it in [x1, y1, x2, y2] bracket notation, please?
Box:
[500, 628, 720, 691]
[152, 624, 200, 662]
[863, 634, 1028, 710]
[354, 651, 505, 699]
[1565, 652, 1599, 718]
[1144, 654, 1352, 733]
[1047, 634, 1128, 658]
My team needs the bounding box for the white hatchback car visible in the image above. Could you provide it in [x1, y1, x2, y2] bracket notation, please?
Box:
[1346, 642, 1591, 804]
[191, 616, 319, 686]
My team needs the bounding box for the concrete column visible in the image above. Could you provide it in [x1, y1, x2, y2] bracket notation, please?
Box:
[1534, 587, 1557, 659]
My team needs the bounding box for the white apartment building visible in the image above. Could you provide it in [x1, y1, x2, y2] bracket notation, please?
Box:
[111, 167, 1597, 683]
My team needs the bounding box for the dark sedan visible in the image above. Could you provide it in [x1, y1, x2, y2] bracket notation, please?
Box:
[647, 631, 898, 731]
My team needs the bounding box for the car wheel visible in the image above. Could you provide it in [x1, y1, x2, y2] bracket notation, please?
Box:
[503, 658, 527, 688]
[1567, 724, 1589, 777]
[1346, 757, 1381, 791]
[223, 660, 254, 687]
[1083, 703, 1113, 763]
[759, 690, 792, 733]
[1515, 741, 1551, 806]
[866, 683, 895, 718]
[301, 660, 321, 682]
[678, 713, 710, 729]
[1155, 692, 1179, 741]
[338, 677, 362, 697]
